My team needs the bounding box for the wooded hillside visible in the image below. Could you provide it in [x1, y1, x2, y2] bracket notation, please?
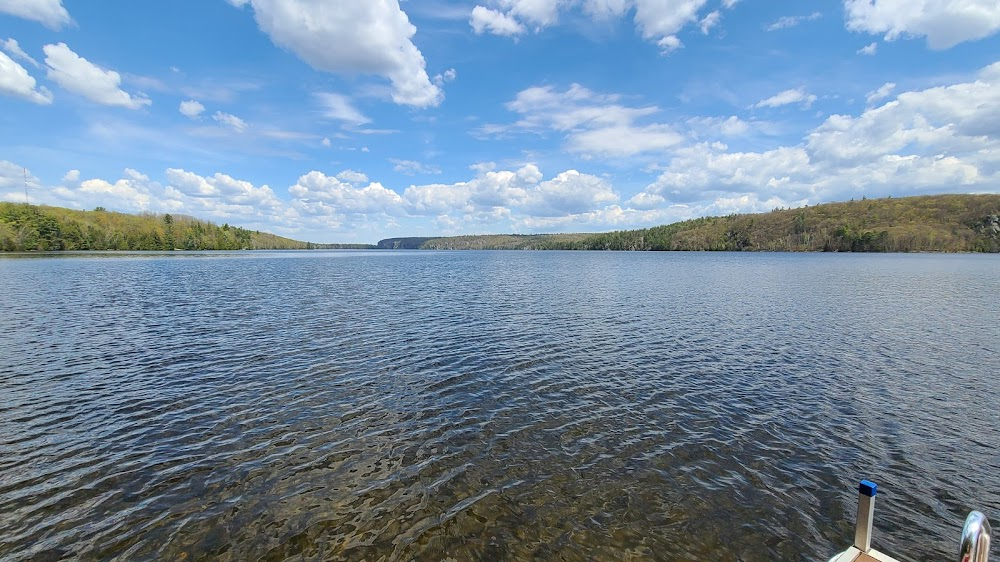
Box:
[0, 203, 310, 251]
[378, 194, 1000, 252]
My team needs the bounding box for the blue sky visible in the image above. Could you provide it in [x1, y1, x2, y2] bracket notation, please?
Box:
[1, 0, 999, 243]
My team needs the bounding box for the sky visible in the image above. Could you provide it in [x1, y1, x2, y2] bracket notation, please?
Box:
[1, 0, 999, 243]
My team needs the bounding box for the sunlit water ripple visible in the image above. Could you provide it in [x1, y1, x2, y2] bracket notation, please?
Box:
[1, 251, 998, 561]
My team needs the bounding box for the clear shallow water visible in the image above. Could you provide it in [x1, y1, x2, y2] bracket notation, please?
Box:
[1, 250, 998, 562]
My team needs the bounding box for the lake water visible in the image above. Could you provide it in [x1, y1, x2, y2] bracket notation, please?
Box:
[1, 251, 998, 561]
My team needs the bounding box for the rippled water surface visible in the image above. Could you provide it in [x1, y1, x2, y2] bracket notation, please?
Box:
[1, 251, 998, 561]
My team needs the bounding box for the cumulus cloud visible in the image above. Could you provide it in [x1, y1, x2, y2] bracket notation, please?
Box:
[212, 111, 247, 132]
[179, 100, 205, 118]
[521, 170, 619, 216]
[434, 68, 457, 87]
[488, 83, 683, 157]
[753, 87, 817, 109]
[315, 93, 370, 126]
[633, 0, 707, 53]
[631, 60, 1000, 211]
[2, 38, 39, 67]
[845, 0, 1000, 49]
[470, 6, 525, 35]
[76, 169, 157, 210]
[233, 0, 442, 107]
[166, 168, 281, 208]
[402, 163, 619, 225]
[857, 41, 878, 55]
[43, 43, 150, 109]
[470, 0, 711, 53]
[0, 51, 53, 104]
[8, 62, 1000, 241]
[765, 12, 821, 31]
[290, 171, 406, 215]
[0, 0, 71, 29]
[62, 169, 79, 183]
[336, 170, 368, 183]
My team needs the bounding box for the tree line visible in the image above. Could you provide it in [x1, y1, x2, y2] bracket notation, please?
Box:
[0, 203, 311, 251]
[378, 194, 1000, 253]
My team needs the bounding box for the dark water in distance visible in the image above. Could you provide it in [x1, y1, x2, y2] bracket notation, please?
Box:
[1, 251, 998, 562]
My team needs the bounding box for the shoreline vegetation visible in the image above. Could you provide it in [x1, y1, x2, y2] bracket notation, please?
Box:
[379, 194, 1000, 253]
[2, 194, 999, 253]
[0, 203, 372, 252]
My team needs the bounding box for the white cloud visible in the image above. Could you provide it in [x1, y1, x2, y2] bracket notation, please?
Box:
[321, 137, 332, 147]
[0, 0, 71, 29]
[765, 12, 821, 31]
[845, 0, 1000, 49]
[62, 169, 79, 183]
[391, 159, 443, 175]
[582, 0, 631, 19]
[721, 0, 739, 8]
[754, 87, 817, 109]
[470, 0, 711, 53]
[233, 0, 442, 107]
[699, 10, 720, 34]
[857, 41, 878, 55]
[336, 170, 368, 183]
[76, 169, 157, 211]
[2, 38, 39, 67]
[687, 115, 753, 137]
[166, 168, 281, 208]
[631, 60, 1000, 210]
[521, 169, 619, 216]
[179, 100, 205, 118]
[0, 161, 37, 202]
[494, 83, 683, 157]
[434, 68, 457, 86]
[633, 0, 707, 52]
[212, 111, 247, 132]
[43, 43, 150, 109]
[402, 163, 619, 224]
[290, 171, 406, 215]
[514, 0, 565, 26]
[8, 62, 1000, 241]
[315, 93, 370, 126]
[470, 6, 526, 35]
[0, 51, 53, 104]
[865, 82, 895, 105]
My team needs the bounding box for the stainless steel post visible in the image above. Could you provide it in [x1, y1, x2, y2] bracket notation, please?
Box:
[959, 511, 991, 562]
[854, 480, 877, 552]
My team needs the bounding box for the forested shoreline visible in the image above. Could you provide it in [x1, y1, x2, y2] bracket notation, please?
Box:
[4, 194, 999, 253]
[379, 194, 1000, 253]
[0, 203, 327, 251]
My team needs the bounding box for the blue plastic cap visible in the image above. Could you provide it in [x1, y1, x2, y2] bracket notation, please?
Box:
[859, 480, 878, 497]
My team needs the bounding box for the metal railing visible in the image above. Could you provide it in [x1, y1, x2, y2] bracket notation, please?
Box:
[960, 511, 991, 562]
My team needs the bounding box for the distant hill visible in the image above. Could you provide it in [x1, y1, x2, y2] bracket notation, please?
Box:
[378, 194, 1000, 253]
[377, 233, 592, 250]
[0, 203, 373, 251]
